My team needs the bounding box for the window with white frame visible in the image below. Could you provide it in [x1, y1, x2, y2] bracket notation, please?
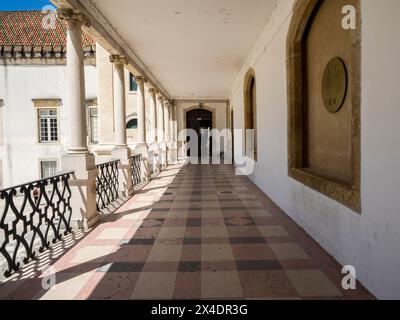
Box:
[89, 107, 99, 144]
[40, 160, 58, 179]
[38, 108, 58, 143]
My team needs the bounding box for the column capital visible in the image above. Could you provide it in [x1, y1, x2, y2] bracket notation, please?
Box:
[164, 99, 171, 106]
[109, 55, 127, 65]
[57, 8, 90, 26]
[157, 94, 164, 102]
[148, 88, 157, 95]
[134, 76, 148, 84]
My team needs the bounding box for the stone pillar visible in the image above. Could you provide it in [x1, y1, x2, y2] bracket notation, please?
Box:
[148, 88, 157, 143]
[110, 55, 133, 197]
[171, 102, 178, 162]
[173, 104, 178, 147]
[164, 100, 170, 143]
[156, 94, 165, 167]
[157, 94, 165, 143]
[110, 55, 128, 147]
[147, 88, 158, 173]
[134, 76, 149, 180]
[58, 9, 99, 229]
[135, 76, 147, 147]
[172, 104, 179, 162]
[164, 100, 171, 165]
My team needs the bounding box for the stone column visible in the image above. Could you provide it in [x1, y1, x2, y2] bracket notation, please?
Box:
[173, 104, 178, 147]
[134, 76, 149, 180]
[156, 94, 165, 143]
[171, 102, 177, 162]
[58, 9, 99, 230]
[164, 100, 171, 164]
[164, 100, 170, 143]
[156, 94, 165, 167]
[148, 88, 157, 143]
[110, 55, 133, 197]
[173, 104, 178, 161]
[148, 88, 158, 173]
[110, 55, 128, 147]
[134, 76, 147, 147]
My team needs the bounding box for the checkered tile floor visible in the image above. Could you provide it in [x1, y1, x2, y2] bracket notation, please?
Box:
[0, 162, 374, 299]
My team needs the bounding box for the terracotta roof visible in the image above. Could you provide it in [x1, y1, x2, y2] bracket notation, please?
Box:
[0, 10, 94, 46]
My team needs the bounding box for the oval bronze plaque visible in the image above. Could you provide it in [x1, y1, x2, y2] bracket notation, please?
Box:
[322, 57, 348, 113]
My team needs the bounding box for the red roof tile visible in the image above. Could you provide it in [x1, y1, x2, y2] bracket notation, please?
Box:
[0, 10, 94, 46]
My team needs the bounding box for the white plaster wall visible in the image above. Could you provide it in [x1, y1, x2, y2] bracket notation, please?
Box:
[0, 64, 97, 187]
[230, 0, 400, 299]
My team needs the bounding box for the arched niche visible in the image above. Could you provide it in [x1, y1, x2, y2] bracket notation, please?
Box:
[243, 68, 257, 161]
[287, 0, 361, 213]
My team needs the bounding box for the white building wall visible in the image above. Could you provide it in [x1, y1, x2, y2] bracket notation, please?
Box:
[0, 64, 97, 187]
[230, 0, 400, 299]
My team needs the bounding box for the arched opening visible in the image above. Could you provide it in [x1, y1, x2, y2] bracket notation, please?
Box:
[243, 68, 257, 161]
[126, 118, 138, 129]
[185, 108, 213, 159]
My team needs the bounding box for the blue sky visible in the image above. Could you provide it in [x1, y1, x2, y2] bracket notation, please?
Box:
[0, 0, 53, 11]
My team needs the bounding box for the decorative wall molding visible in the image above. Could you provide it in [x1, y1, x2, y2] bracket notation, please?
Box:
[0, 44, 96, 65]
[32, 99, 62, 108]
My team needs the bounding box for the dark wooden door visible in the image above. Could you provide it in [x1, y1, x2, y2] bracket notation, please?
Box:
[186, 109, 213, 158]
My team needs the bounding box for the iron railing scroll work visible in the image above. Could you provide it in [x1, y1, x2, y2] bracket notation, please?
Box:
[0, 172, 74, 277]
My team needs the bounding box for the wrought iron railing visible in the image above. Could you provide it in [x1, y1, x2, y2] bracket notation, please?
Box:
[0, 172, 73, 277]
[95, 160, 120, 211]
[131, 155, 142, 186]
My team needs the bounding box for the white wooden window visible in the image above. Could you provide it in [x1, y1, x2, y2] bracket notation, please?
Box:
[89, 107, 99, 144]
[40, 160, 58, 179]
[38, 108, 58, 143]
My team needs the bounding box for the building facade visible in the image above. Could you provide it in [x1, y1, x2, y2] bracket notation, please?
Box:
[0, 11, 145, 188]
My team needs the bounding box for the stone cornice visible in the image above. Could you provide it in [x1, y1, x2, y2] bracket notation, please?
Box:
[0, 44, 96, 64]
[32, 99, 62, 108]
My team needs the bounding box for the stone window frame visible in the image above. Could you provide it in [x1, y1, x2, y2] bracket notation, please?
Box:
[86, 99, 99, 145]
[243, 68, 258, 161]
[286, 0, 361, 213]
[32, 99, 62, 145]
[38, 158, 59, 180]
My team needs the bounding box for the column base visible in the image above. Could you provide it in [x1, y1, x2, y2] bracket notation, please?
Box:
[112, 146, 134, 197]
[134, 143, 151, 180]
[148, 142, 161, 172]
[62, 153, 99, 231]
[70, 213, 101, 230]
